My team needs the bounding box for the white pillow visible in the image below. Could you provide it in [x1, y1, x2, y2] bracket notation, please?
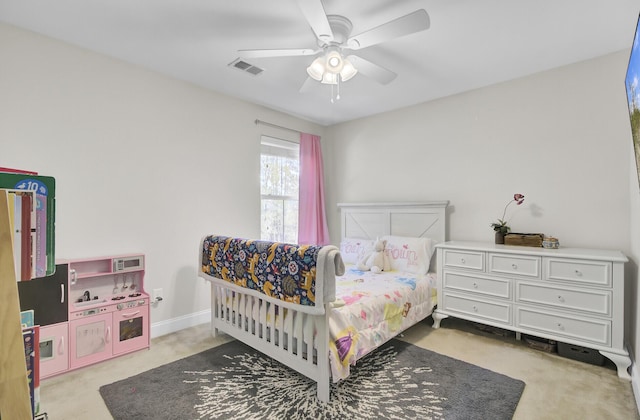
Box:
[339, 237, 375, 264]
[382, 235, 437, 274]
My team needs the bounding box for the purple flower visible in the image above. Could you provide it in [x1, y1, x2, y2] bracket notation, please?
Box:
[491, 193, 526, 234]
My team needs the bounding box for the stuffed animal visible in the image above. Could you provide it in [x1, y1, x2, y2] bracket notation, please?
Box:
[357, 238, 390, 273]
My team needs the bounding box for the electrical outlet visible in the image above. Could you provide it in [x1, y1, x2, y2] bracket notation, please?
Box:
[153, 288, 163, 302]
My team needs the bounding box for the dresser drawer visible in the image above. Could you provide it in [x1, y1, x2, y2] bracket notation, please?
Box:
[443, 272, 510, 299]
[489, 253, 540, 278]
[443, 250, 484, 271]
[516, 282, 611, 316]
[442, 293, 511, 324]
[516, 307, 610, 346]
[545, 258, 611, 287]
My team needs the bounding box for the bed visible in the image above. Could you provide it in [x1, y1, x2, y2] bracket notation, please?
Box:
[198, 201, 448, 402]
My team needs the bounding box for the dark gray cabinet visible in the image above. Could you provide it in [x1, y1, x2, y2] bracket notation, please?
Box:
[18, 264, 68, 326]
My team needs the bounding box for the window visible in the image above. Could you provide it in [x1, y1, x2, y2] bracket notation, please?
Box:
[260, 136, 299, 243]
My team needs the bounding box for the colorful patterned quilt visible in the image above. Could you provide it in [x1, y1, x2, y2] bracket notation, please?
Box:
[327, 266, 437, 381]
[200, 235, 343, 315]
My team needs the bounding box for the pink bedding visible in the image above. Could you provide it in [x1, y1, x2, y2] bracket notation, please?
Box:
[328, 265, 437, 381]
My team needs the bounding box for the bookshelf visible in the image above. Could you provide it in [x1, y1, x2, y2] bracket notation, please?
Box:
[0, 170, 55, 419]
[0, 190, 33, 419]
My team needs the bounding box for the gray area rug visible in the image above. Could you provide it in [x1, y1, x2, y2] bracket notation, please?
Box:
[100, 339, 524, 419]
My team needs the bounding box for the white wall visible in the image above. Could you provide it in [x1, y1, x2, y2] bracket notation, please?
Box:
[324, 51, 631, 253]
[0, 23, 325, 335]
[629, 139, 640, 406]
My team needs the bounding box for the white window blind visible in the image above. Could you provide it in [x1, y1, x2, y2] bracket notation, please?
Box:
[260, 136, 299, 243]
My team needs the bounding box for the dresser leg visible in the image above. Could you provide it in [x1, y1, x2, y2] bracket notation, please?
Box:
[432, 311, 448, 329]
[599, 350, 631, 380]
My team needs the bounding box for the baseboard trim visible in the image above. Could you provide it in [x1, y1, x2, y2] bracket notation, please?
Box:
[150, 309, 211, 338]
[633, 363, 640, 416]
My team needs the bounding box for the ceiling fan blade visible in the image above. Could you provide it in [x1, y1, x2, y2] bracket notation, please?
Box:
[299, 77, 316, 93]
[347, 55, 397, 85]
[238, 48, 318, 58]
[296, 0, 334, 43]
[347, 9, 430, 50]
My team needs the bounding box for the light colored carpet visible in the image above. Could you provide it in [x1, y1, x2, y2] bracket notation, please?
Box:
[39, 317, 639, 419]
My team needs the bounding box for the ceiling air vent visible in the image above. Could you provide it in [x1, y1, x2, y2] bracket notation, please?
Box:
[229, 58, 264, 76]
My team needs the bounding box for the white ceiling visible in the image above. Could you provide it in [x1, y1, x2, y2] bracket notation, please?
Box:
[1, 0, 639, 126]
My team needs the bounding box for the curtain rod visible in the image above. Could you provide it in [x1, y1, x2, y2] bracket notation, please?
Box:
[254, 119, 318, 137]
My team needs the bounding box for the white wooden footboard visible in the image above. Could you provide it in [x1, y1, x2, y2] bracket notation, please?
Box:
[209, 282, 331, 402]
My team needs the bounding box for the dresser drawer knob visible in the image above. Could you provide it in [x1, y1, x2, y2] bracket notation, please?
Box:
[461, 258, 466, 264]
[472, 305, 478, 312]
[512, 264, 518, 269]
[557, 322, 565, 331]
[575, 269, 582, 276]
[557, 295, 565, 303]
[473, 282, 478, 289]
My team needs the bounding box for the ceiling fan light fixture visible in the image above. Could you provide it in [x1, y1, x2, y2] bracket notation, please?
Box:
[306, 56, 326, 81]
[320, 72, 338, 85]
[308, 47, 357, 85]
[325, 49, 344, 73]
[340, 58, 357, 82]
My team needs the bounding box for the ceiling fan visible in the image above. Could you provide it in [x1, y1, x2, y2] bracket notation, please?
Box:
[237, 0, 430, 88]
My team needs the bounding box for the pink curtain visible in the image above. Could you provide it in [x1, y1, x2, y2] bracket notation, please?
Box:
[298, 132, 330, 245]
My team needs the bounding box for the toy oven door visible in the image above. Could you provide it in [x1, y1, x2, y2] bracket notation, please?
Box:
[112, 304, 149, 355]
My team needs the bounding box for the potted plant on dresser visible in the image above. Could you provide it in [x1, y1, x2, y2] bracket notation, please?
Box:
[491, 193, 525, 244]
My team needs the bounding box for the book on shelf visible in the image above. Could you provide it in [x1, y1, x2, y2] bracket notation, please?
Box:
[0, 167, 38, 175]
[35, 194, 47, 278]
[10, 189, 22, 281]
[20, 191, 34, 281]
[20, 310, 34, 329]
[22, 325, 41, 416]
[4, 189, 37, 281]
[33, 326, 40, 416]
[0, 172, 55, 278]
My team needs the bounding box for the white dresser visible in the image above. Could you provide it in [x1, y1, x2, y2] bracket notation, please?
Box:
[433, 241, 630, 379]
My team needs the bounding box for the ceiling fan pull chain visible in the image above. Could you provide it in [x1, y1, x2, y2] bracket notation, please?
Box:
[330, 75, 340, 103]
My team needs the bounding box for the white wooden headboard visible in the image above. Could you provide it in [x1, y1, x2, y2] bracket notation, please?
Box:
[337, 202, 449, 243]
